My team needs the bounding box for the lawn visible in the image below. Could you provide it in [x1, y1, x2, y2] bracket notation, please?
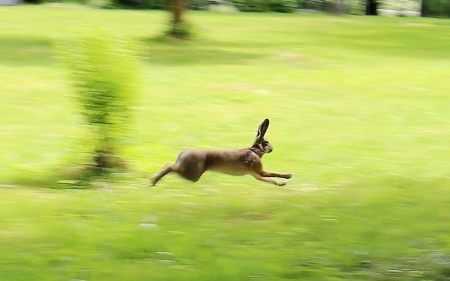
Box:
[1, 5, 450, 280]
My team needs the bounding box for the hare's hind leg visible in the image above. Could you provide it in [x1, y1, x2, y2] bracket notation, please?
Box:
[151, 164, 173, 186]
[151, 162, 204, 185]
[172, 161, 204, 182]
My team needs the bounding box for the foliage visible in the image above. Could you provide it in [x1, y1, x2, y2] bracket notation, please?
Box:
[23, 0, 44, 4]
[232, 0, 297, 12]
[232, 0, 266, 11]
[57, 31, 140, 168]
[422, 0, 450, 17]
[190, 0, 208, 10]
[267, 0, 297, 12]
[347, 0, 366, 14]
[23, 0, 87, 4]
[298, 0, 334, 11]
[110, 0, 165, 9]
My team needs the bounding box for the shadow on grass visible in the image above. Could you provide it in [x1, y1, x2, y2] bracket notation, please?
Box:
[140, 36, 264, 66]
[0, 36, 56, 66]
[1, 165, 93, 189]
[0, 35, 264, 67]
[1, 163, 135, 190]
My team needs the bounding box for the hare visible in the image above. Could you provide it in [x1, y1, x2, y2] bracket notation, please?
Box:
[151, 119, 293, 186]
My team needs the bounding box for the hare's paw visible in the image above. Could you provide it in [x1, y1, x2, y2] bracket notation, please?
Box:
[283, 173, 293, 179]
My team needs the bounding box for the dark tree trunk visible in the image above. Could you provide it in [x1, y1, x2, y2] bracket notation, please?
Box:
[166, 0, 190, 38]
[172, 0, 184, 24]
[365, 0, 378, 15]
[421, 0, 430, 17]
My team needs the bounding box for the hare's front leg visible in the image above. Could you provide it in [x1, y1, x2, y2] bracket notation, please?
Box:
[251, 174, 287, 186]
[261, 171, 293, 179]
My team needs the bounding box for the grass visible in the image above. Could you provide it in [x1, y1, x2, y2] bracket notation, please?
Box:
[1, 5, 450, 280]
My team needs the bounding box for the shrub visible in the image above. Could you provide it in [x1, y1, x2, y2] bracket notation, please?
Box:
[232, 0, 264, 11]
[110, 0, 165, 9]
[267, 0, 297, 12]
[233, 0, 297, 12]
[422, 0, 450, 18]
[23, 0, 88, 4]
[57, 31, 140, 170]
[190, 0, 208, 10]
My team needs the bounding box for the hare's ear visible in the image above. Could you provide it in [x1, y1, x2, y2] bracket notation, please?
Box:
[256, 119, 270, 139]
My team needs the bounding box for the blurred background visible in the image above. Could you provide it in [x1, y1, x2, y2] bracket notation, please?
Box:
[1, 0, 450, 280]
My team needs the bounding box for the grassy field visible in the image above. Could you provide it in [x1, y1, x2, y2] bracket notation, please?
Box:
[1, 5, 450, 280]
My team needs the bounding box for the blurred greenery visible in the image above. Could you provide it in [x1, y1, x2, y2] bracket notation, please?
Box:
[1, 6, 450, 280]
[17, 0, 425, 15]
[421, 0, 450, 18]
[57, 30, 140, 170]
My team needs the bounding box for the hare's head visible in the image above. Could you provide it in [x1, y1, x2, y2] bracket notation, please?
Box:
[252, 119, 273, 154]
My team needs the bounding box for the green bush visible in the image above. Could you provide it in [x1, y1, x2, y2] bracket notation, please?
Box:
[110, 0, 165, 9]
[422, 0, 450, 18]
[232, 0, 297, 12]
[190, 0, 208, 9]
[23, 0, 88, 4]
[23, 0, 44, 4]
[57, 31, 140, 169]
[268, 0, 297, 12]
[232, 0, 265, 12]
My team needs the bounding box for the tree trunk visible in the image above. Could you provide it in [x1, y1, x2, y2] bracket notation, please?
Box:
[170, 0, 184, 24]
[365, 0, 378, 15]
[166, 0, 190, 38]
[421, 0, 427, 16]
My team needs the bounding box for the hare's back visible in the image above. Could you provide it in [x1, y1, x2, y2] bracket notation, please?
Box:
[205, 149, 261, 176]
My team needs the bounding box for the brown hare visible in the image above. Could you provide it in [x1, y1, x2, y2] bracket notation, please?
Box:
[151, 119, 293, 186]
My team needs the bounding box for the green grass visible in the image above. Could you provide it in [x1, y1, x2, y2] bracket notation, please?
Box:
[1, 5, 450, 280]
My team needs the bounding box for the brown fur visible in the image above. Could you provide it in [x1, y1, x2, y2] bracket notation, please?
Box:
[151, 119, 292, 186]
